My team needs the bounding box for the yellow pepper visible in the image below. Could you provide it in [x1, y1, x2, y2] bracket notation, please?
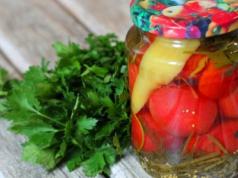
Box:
[131, 37, 200, 114]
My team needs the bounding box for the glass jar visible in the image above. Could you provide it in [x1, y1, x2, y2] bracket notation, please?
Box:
[127, 0, 238, 177]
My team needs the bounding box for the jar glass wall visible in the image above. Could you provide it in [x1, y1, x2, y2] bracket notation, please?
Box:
[126, 26, 238, 178]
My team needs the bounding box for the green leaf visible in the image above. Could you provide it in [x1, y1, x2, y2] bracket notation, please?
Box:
[55, 140, 67, 160]
[8, 88, 41, 112]
[76, 116, 98, 135]
[113, 135, 123, 155]
[23, 66, 46, 83]
[1, 34, 130, 176]
[53, 42, 80, 60]
[66, 150, 83, 171]
[89, 65, 109, 78]
[100, 96, 114, 108]
[95, 121, 118, 140]
[11, 120, 57, 149]
[23, 143, 57, 170]
[11, 120, 57, 136]
[0, 98, 7, 114]
[87, 91, 100, 106]
[115, 79, 125, 96]
[64, 121, 73, 140]
[82, 146, 116, 177]
[29, 132, 56, 149]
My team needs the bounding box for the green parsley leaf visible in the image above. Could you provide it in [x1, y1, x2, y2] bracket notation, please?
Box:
[1, 34, 130, 176]
[10, 120, 57, 137]
[23, 143, 57, 170]
[76, 116, 98, 135]
[82, 146, 116, 177]
[66, 150, 83, 171]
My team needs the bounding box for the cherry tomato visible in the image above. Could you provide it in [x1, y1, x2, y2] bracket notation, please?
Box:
[131, 115, 144, 151]
[220, 121, 238, 153]
[143, 134, 158, 152]
[185, 127, 221, 154]
[138, 109, 184, 151]
[137, 109, 160, 135]
[128, 60, 140, 94]
[219, 88, 238, 118]
[131, 115, 157, 152]
[186, 121, 238, 154]
[149, 85, 217, 137]
[180, 54, 208, 79]
[198, 61, 238, 99]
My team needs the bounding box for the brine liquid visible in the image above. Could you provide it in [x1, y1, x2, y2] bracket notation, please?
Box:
[128, 29, 238, 178]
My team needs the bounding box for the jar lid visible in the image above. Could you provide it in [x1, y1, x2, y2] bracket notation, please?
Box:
[130, 0, 238, 39]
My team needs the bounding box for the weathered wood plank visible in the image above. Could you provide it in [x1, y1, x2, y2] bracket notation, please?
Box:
[0, 0, 89, 71]
[111, 152, 151, 178]
[56, 0, 131, 39]
[0, 53, 21, 79]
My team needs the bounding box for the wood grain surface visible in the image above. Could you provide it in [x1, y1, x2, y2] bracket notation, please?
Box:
[0, 0, 88, 72]
[0, 0, 151, 178]
[56, 0, 131, 39]
[0, 53, 21, 79]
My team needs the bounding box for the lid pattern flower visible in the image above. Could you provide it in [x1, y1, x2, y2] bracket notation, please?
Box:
[130, 0, 238, 39]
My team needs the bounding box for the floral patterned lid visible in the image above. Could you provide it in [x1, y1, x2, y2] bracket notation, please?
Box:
[130, 0, 238, 39]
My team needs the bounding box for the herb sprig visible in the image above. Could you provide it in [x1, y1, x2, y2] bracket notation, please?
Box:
[0, 34, 130, 177]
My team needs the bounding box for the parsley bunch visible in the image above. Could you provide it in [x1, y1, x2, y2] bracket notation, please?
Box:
[0, 34, 130, 176]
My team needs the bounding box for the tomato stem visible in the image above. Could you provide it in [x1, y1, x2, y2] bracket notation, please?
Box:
[207, 134, 228, 154]
[182, 131, 195, 155]
[134, 114, 145, 152]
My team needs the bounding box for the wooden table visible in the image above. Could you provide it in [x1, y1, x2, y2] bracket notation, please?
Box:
[0, 1, 151, 178]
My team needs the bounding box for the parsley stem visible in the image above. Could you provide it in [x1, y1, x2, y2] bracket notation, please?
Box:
[70, 94, 79, 120]
[72, 138, 81, 147]
[30, 108, 65, 127]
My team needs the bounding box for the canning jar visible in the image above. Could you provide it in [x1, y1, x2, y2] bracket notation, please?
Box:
[127, 0, 238, 177]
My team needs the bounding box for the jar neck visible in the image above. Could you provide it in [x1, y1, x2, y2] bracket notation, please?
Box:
[126, 27, 238, 54]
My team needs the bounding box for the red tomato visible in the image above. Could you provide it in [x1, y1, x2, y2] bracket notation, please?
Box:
[143, 134, 158, 152]
[131, 115, 144, 151]
[185, 127, 221, 154]
[220, 121, 238, 153]
[131, 115, 157, 152]
[149, 86, 217, 137]
[137, 109, 161, 135]
[138, 109, 184, 151]
[180, 54, 208, 79]
[186, 121, 238, 154]
[128, 60, 140, 94]
[185, 136, 220, 154]
[219, 88, 238, 118]
[198, 61, 238, 99]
